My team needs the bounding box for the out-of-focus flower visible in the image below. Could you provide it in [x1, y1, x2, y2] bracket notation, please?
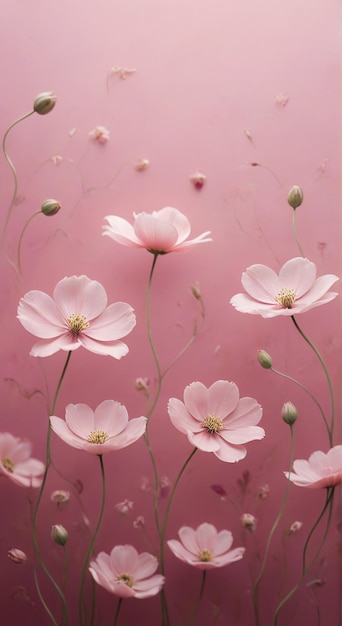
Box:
[17, 275, 136, 358]
[51, 524, 68, 546]
[89, 126, 110, 144]
[257, 484, 270, 500]
[230, 257, 339, 318]
[282, 401, 298, 426]
[50, 400, 146, 455]
[159, 476, 171, 499]
[133, 516, 145, 529]
[89, 545, 165, 598]
[189, 171, 207, 189]
[40, 199, 61, 217]
[167, 522, 244, 570]
[135, 377, 149, 395]
[135, 158, 150, 171]
[284, 445, 342, 488]
[168, 380, 264, 463]
[110, 66, 136, 79]
[50, 490, 70, 507]
[0, 433, 44, 488]
[115, 499, 134, 515]
[241, 513, 257, 532]
[103, 207, 212, 255]
[139, 475, 151, 492]
[287, 185, 303, 209]
[257, 350, 273, 369]
[286, 520, 303, 535]
[51, 155, 63, 166]
[33, 92, 57, 115]
[8, 549, 27, 564]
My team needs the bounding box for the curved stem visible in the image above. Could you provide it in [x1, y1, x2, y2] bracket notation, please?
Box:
[252, 426, 295, 626]
[17, 210, 41, 275]
[1, 109, 35, 245]
[291, 209, 305, 257]
[190, 570, 207, 626]
[113, 598, 123, 626]
[146, 253, 162, 420]
[79, 454, 106, 626]
[291, 316, 334, 445]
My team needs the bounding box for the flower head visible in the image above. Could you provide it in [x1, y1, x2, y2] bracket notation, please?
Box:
[167, 522, 244, 570]
[168, 380, 264, 463]
[103, 207, 212, 254]
[230, 257, 339, 318]
[17, 275, 136, 358]
[89, 126, 110, 144]
[89, 545, 165, 598]
[51, 524, 68, 546]
[284, 445, 342, 488]
[241, 513, 257, 532]
[50, 490, 70, 507]
[50, 400, 146, 455]
[33, 91, 57, 115]
[0, 433, 44, 487]
[8, 548, 27, 564]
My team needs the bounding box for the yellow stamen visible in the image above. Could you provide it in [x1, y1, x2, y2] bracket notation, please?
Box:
[117, 573, 134, 587]
[67, 314, 89, 334]
[275, 288, 296, 308]
[2, 458, 14, 473]
[202, 414, 223, 434]
[199, 549, 212, 562]
[87, 430, 109, 444]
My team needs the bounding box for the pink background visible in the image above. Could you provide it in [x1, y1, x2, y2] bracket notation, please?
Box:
[0, 1, 340, 624]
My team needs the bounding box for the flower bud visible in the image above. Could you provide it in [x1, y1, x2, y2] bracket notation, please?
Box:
[191, 284, 201, 300]
[51, 524, 68, 546]
[41, 199, 61, 217]
[282, 401, 298, 425]
[8, 548, 27, 564]
[50, 489, 70, 506]
[241, 513, 257, 532]
[33, 92, 57, 115]
[287, 185, 303, 209]
[257, 350, 272, 369]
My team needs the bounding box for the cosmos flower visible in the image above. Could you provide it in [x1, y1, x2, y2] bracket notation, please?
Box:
[0, 432, 44, 488]
[284, 445, 342, 488]
[17, 275, 136, 358]
[50, 400, 146, 455]
[168, 380, 264, 463]
[89, 545, 165, 598]
[167, 522, 244, 570]
[103, 207, 212, 254]
[89, 126, 110, 143]
[230, 257, 338, 318]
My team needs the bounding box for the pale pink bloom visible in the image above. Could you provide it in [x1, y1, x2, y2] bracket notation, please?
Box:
[287, 520, 303, 535]
[139, 475, 151, 492]
[50, 400, 146, 455]
[51, 155, 63, 166]
[115, 499, 134, 515]
[89, 126, 110, 144]
[110, 66, 136, 80]
[0, 433, 44, 488]
[167, 522, 244, 570]
[135, 377, 149, 396]
[103, 207, 212, 254]
[168, 380, 264, 463]
[241, 513, 257, 532]
[284, 445, 342, 488]
[50, 490, 70, 506]
[8, 549, 27, 564]
[17, 275, 136, 358]
[133, 516, 145, 529]
[230, 257, 339, 318]
[89, 545, 165, 598]
[257, 484, 270, 500]
[135, 158, 150, 171]
[189, 171, 206, 189]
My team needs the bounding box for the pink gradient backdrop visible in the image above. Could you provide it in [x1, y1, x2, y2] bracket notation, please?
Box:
[0, 1, 340, 625]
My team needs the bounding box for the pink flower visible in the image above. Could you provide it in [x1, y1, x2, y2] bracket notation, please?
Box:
[284, 445, 342, 488]
[0, 433, 44, 487]
[89, 545, 165, 598]
[50, 400, 146, 455]
[168, 380, 264, 463]
[230, 257, 339, 318]
[89, 126, 110, 143]
[115, 499, 134, 515]
[17, 275, 136, 358]
[103, 207, 212, 254]
[167, 522, 244, 570]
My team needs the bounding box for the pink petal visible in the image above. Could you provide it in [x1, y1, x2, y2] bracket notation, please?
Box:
[29, 334, 81, 357]
[183, 382, 209, 421]
[225, 397, 263, 428]
[7, 439, 32, 463]
[241, 264, 280, 303]
[220, 425, 265, 445]
[134, 552, 159, 579]
[17, 291, 64, 338]
[103, 215, 143, 247]
[110, 545, 139, 573]
[53, 276, 108, 320]
[172, 232, 212, 251]
[278, 257, 316, 297]
[168, 398, 203, 433]
[187, 430, 221, 452]
[86, 303, 136, 340]
[50, 416, 87, 450]
[132, 575, 165, 598]
[104, 417, 146, 450]
[15, 458, 45, 478]
[177, 526, 199, 555]
[196, 523, 217, 550]
[296, 274, 339, 305]
[207, 380, 239, 419]
[212, 529, 233, 556]
[212, 547, 245, 566]
[167, 539, 196, 564]
[78, 335, 129, 358]
[93, 400, 128, 436]
[154, 207, 191, 244]
[214, 441, 247, 463]
[112, 582, 135, 598]
[230, 293, 274, 314]
[293, 291, 339, 314]
[65, 403, 95, 438]
[134, 213, 179, 251]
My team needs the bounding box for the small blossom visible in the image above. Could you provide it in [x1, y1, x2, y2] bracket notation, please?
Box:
[110, 66, 136, 79]
[50, 490, 70, 507]
[0, 433, 44, 488]
[189, 171, 207, 189]
[135, 158, 150, 171]
[89, 126, 110, 144]
[115, 499, 134, 515]
[167, 522, 245, 570]
[51, 155, 63, 166]
[286, 520, 303, 535]
[89, 545, 165, 598]
[133, 516, 145, 529]
[8, 549, 27, 564]
[284, 445, 342, 488]
[275, 94, 289, 106]
[257, 350, 273, 369]
[33, 92, 57, 115]
[139, 475, 151, 492]
[159, 476, 171, 499]
[287, 185, 303, 209]
[135, 377, 149, 396]
[282, 402, 298, 426]
[40, 199, 61, 217]
[241, 513, 257, 532]
[257, 484, 270, 500]
[51, 524, 68, 546]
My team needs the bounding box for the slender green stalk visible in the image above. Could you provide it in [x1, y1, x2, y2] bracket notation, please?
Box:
[17, 210, 41, 275]
[79, 454, 106, 626]
[291, 316, 334, 445]
[113, 598, 123, 626]
[252, 426, 295, 626]
[291, 209, 305, 257]
[146, 253, 162, 420]
[190, 571, 207, 626]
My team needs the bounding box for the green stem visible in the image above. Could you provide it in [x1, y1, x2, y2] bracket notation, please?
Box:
[291, 209, 305, 257]
[79, 454, 106, 626]
[252, 426, 295, 626]
[113, 598, 123, 626]
[17, 210, 41, 275]
[291, 316, 334, 445]
[190, 570, 207, 626]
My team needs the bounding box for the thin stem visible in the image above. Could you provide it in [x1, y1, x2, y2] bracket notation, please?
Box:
[190, 570, 207, 626]
[291, 209, 305, 257]
[146, 253, 162, 420]
[17, 210, 41, 275]
[1, 109, 35, 245]
[252, 426, 295, 626]
[161, 320, 197, 379]
[113, 598, 123, 626]
[291, 316, 334, 445]
[79, 454, 106, 626]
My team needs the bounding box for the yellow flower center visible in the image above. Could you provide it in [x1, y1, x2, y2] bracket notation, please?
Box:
[199, 549, 212, 562]
[67, 314, 89, 334]
[87, 430, 109, 444]
[2, 458, 14, 473]
[275, 288, 296, 308]
[202, 414, 223, 434]
[116, 573, 134, 587]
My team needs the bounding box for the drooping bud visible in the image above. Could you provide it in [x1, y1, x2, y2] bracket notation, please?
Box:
[50, 489, 70, 506]
[51, 524, 68, 546]
[257, 350, 273, 369]
[282, 401, 298, 425]
[241, 513, 257, 532]
[33, 92, 57, 115]
[41, 199, 61, 217]
[8, 548, 27, 564]
[287, 185, 303, 209]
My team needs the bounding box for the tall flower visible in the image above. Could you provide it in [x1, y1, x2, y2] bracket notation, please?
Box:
[50, 400, 146, 454]
[167, 522, 245, 570]
[168, 380, 264, 462]
[0, 433, 44, 487]
[89, 545, 165, 598]
[17, 275, 136, 358]
[284, 445, 342, 488]
[103, 206, 212, 254]
[230, 257, 338, 318]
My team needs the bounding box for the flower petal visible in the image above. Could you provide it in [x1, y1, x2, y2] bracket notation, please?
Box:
[134, 213, 179, 252]
[214, 441, 247, 463]
[207, 380, 239, 419]
[103, 215, 143, 247]
[241, 264, 280, 303]
[86, 303, 136, 340]
[53, 276, 107, 320]
[78, 335, 129, 358]
[278, 257, 316, 296]
[18, 291, 64, 338]
[168, 398, 203, 433]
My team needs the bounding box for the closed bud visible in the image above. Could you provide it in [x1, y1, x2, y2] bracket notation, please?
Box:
[282, 401, 298, 425]
[51, 524, 68, 546]
[41, 199, 61, 216]
[257, 350, 273, 369]
[33, 92, 57, 115]
[287, 185, 303, 209]
[191, 284, 201, 300]
[8, 548, 27, 564]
